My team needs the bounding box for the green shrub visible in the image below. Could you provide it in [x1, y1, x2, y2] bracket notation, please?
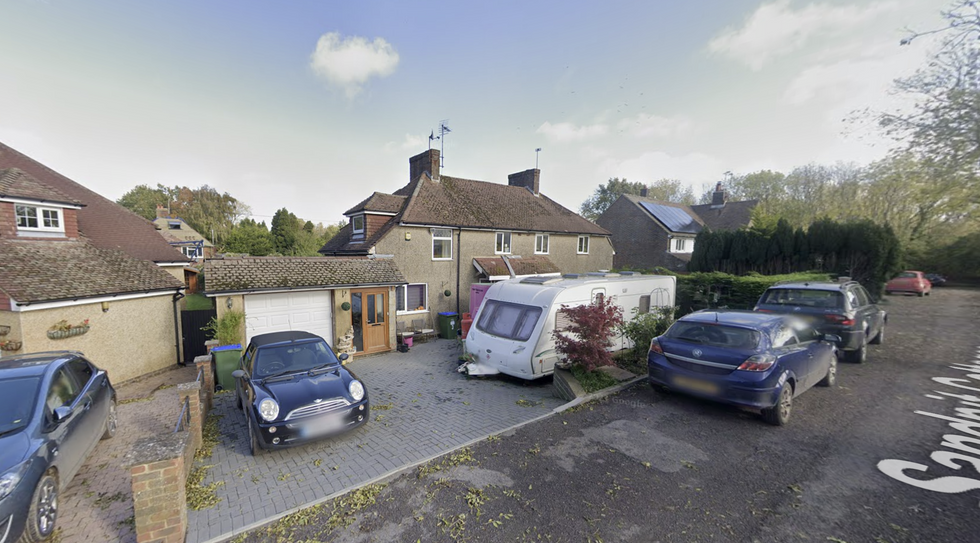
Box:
[621, 306, 676, 362]
[676, 271, 831, 315]
[571, 364, 619, 393]
[203, 310, 245, 346]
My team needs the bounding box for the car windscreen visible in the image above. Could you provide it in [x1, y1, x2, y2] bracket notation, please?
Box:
[665, 322, 762, 349]
[476, 300, 543, 342]
[759, 289, 843, 309]
[0, 376, 41, 436]
[254, 340, 339, 377]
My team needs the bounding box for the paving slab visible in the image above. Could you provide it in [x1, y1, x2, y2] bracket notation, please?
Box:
[186, 339, 563, 543]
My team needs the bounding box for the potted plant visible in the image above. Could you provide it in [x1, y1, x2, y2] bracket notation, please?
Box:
[203, 310, 245, 391]
[47, 319, 90, 340]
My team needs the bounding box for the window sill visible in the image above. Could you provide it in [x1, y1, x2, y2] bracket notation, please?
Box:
[534, 251, 549, 255]
[431, 257, 453, 261]
[396, 309, 429, 315]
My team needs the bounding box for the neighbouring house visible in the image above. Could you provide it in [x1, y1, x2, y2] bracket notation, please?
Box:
[596, 183, 758, 271]
[152, 205, 215, 260]
[203, 256, 406, 356]
[0, 167, 185, 383]
[320, 149, 614, 332]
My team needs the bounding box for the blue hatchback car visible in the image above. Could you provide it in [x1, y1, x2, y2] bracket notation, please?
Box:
[648, 310, 839, 425]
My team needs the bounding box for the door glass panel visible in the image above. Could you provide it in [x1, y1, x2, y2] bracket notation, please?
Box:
[351, 293, 363, 352]
[367, 294, 377, 324]
[374, 294, 385, 323]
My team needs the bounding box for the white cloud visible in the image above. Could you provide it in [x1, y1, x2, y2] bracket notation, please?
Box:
[536, 121, 609, 143]
[616, 113, 696, 138]
[708, 0, 897, 70]
[309, 32, 400, 97]
[384, 133, 426, 152]
[599, 150, 725, 187]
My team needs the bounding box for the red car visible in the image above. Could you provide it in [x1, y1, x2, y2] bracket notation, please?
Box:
[885, 271, 932, 297]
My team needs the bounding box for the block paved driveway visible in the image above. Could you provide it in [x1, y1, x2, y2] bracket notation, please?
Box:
[187, 339, 564, 543]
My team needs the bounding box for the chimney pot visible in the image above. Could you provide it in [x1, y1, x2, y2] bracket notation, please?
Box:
[409, 149, 440, 182]
[507, 169, 540, 195]
[156, 205, 169, 219]
[711, 182, 727, 207]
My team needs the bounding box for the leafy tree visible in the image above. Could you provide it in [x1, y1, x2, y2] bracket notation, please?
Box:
[117, 185, 170, 220]
[270, 208, 298, 255]
[644, 178, 696, 205]
[224, 218, 274, 256]
[552, 296, 624, 372]
[579, 178, 645, 221]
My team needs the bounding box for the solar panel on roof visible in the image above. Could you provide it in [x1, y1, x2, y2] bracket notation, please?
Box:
[638, 202, 701, 234]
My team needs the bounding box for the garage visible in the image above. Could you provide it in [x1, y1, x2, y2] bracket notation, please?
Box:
[244, 290, 333, 345]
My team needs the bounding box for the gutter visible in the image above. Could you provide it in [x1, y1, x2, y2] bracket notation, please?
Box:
[13, 288, 183, 311]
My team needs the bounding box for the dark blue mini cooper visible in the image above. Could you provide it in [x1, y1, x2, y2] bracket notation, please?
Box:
[648, 310, 839, 425]
[232, 331, 368, 455]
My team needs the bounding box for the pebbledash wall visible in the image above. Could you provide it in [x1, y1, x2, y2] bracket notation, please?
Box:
[0, 295, 178, 383]
[376, 225, 615, 328]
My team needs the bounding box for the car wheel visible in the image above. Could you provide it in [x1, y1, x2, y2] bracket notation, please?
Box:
[22, 471, 58, 543]
[844, 342, 867, 364]
[818, 357, 837, 387]
[762, 386, 793, 426]
[870, 325, 884, 345]
[101, 398, 117, 440]
[247, 415, 264, 456]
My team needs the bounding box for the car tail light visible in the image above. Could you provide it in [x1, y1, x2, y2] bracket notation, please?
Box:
[649, 338, 663, 355]
[824, 314, 855, 326]
[737, 354, 776, 371]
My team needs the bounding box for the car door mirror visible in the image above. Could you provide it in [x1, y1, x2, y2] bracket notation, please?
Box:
[53, 406, 72, 423]
[822, 334, 842, 345]
[232, 370, 246, 379]
[339, 353, 349, 362]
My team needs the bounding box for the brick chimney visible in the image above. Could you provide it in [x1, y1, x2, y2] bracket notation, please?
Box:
[508, 169, 540, 195]
[711, 182, 727, 208]
[156, 204, 170, 219]
[640, 187, 648, 198]
[409, 149, 440, 181]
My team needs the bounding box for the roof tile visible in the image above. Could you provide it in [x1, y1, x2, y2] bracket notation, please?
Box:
[203, 257, 405, 293]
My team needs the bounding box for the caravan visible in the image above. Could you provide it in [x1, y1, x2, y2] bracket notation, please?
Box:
[462, 272, 675, 379]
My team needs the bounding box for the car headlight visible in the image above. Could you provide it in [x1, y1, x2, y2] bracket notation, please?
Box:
[258, 399, 279, 422]
[0, 461, 29, 501]
[348, 380, 365, 402]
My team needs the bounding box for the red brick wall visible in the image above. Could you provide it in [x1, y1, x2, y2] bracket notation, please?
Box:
[0, 202, 16, 238]
[63, 208, 80, 239]
[364, 213, 392, 240]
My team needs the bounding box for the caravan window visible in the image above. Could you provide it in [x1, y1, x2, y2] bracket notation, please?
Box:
[476, 300, 542, 341]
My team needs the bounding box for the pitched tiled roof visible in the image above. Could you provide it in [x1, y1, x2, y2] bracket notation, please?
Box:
[203, 257, 406, 294]
[690, 200, 758, 231]
[321, 174, 608, 254]
[0, 239, 183, 304]
[626, 195, 706, 234]
[0, 142, 190, 263]
[0, 168, 80, 205]
[508, 256, 560, 276]
[473, 257, 510, 277]
[344, 192, 407, 215]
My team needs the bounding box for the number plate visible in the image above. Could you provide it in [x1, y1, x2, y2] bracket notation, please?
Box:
[673, 375, 720, 395]
[300, 414, 346, 438]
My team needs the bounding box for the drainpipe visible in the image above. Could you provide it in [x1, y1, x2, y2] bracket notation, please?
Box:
[173, 290, 185, 366]
[456, 228, 461, 317]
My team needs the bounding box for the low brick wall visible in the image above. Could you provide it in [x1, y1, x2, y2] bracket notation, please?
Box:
[553, 368, 585, 401]
[124, 356, 212, 543]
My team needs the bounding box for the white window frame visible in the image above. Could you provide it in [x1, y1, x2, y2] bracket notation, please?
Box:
[396, 283, 429, 314]
[674, 238, 685, 252]
[432, 228, 453, 260]
[15, 204, 64, 233]
[535, 233, 550, 254]
[577, 235, 590, 254]
[351, 215, 365, 237]
[495, 231, 512, 255]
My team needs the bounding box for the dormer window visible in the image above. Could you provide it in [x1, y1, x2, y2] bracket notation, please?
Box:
[351, 215, 365, 239]
[168, 221, 182, 230]
[16, 204, 64, 233]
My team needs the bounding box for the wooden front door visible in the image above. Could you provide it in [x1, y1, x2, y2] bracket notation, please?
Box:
[351, 288, 389, 354]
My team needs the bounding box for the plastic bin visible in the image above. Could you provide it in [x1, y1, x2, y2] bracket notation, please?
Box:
[211, 344, 242, 391]
[438, 311, 459, 340]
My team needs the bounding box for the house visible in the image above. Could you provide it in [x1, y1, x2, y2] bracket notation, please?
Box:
[202, 256, 406, 356]
[597, 183, 757, 271]
[320, 149, 614, 332]
[152, 205, 215, 260]
[0, 167, 186, 383]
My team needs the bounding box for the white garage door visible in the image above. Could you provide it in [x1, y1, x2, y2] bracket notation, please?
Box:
[244, 291, 333, 346]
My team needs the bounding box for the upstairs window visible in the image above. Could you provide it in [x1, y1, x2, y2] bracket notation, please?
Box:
[168, 221, 182, 230]
[432, 228, 452, 260]
[674, 238, 686, 252]
[495, 232, 512, 254]
[577, 235, 590, 254]
[16, 205, 64, 233]
[351, 215, 365, 240]
[535, 233, 549, 254]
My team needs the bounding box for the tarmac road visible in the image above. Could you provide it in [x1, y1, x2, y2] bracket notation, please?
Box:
[237, 286, 980, 543]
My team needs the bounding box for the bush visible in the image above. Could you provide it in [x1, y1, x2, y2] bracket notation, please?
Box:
[571, 364, 619, 393]
[676, 271, 831, 315]
[621, 306, 676, 362]
[552, 296, 624, 371]
[203, 310, 245, 346]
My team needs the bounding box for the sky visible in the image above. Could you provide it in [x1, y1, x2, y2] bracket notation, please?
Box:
[0, 0, 949, 227]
